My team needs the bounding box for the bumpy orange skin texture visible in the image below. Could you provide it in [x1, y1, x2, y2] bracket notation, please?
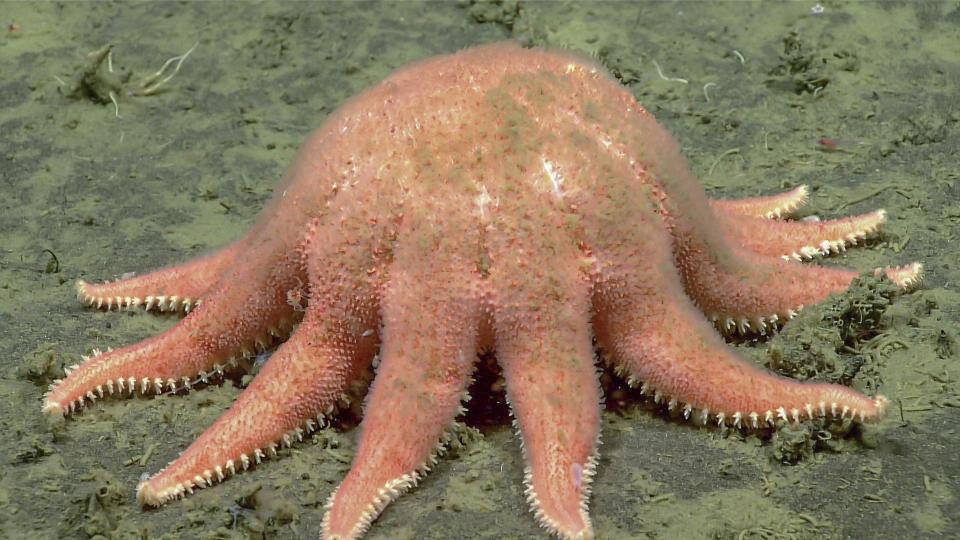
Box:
[47, 43, 918, 540]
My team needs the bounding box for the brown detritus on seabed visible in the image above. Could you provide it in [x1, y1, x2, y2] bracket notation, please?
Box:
[61, 42, 198, 117]
[767, 274, 900, 387]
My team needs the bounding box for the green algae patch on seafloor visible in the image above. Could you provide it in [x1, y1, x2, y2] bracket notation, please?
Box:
[908, 468, 956, 537]
[876, 287, 960, 421]
[766, 274, 901, 393]
[654, 487, 832, 539]
[768, 273, 960, 430]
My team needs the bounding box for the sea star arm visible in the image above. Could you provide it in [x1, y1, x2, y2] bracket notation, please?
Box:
[718, 208, 887, 260]
[709, 184, 809, 219]
[75, 241, 242, 313]
[136, 303, 376, 505]
[593, 217, 888, 429]
[322, 220, 481, 540]
[669, 188, 919, 333]
[487, 215, 600, 540]
[43, 248, 301, 415]
[136, 216, 385, 505]
[610, 100, 920, 333]
[675, 235, 921, 334]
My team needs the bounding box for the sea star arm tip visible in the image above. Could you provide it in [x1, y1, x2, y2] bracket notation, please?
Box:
[878, 261, 923, 290]
[40, 397, 65, 416]
[72, 243, 241, 312]
[720, 206, 888, 261]
[710, 184, 809, 219]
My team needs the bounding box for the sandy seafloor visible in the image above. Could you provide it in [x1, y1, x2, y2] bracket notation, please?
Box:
[1, 1, 958, 539]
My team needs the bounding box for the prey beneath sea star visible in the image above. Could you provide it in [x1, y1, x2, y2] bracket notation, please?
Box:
[44, 42, 922, 539]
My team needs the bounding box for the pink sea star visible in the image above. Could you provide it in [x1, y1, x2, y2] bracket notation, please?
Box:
[44, 42, 920, 539]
